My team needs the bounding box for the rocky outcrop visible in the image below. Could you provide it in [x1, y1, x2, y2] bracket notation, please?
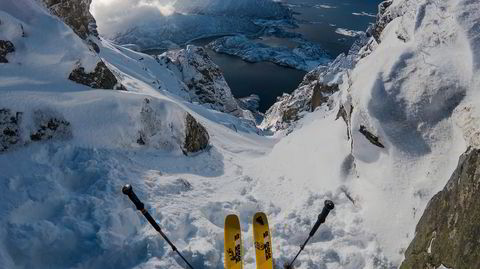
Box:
[401, 148, 480, 269]
[311, 83, 339, 111]
[183, 113, 210, 154]
[0, 40, 15, 63]
[137, 99, 209, 154]
[359, 125, 384, 148]
[261, 0, 405, 132]
[370, 0, 395, 42]
[161, 45, 254, 120]
[0, 109, 22, 152]
[1, 108, 72, 153]
[42, 0, 98, 40]
[69, 61, 122, 89]
[30, 112, 72, 142]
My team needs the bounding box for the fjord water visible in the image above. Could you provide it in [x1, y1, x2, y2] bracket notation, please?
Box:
[193, 0, 382, 112]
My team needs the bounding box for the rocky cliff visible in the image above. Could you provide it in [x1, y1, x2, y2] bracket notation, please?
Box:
[42, 0, 97, 40]
[160, 45, 257, 122]
[401, 148, 480, 269]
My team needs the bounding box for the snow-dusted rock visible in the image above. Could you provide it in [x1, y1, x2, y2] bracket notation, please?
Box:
[69, 61, 122, 90]
[260, 34, 370, 131]
[161, 45, 255, 121]
[0, 40, 14, 63]
[0, 108, 22, 152]
[208, 35, 331, 71]
[0, 107, 72, 153]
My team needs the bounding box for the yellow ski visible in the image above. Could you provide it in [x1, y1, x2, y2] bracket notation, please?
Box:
[253, 212, 273, 269]
[224, 214, 243, 269]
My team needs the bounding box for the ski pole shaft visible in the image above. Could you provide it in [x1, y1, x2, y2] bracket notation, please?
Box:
[286, 200, 334, 269]
[122, 184, 195, 269]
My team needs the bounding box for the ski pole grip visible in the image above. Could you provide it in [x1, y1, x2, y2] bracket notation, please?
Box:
[309, 200, 334, 237]
[122, 184, 145, 211]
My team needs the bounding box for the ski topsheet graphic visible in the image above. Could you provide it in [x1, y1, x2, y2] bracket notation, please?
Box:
[253, 212, 273, 269]
[225, 214, 243, 269]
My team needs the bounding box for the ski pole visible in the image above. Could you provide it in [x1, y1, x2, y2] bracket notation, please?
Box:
[285, 200, 335, 269]
[122, 184, 195, 269]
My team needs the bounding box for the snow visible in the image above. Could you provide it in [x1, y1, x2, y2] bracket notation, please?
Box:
[352, 12, 376, 18]
[0, 1, 101, 92]
[315, 4, 337, 9]
[1, 0, 480, 269]
[335, 28, 364, 37]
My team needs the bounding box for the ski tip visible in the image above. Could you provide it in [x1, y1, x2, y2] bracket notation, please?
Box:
[253, 212, 268, 225]
[225, 214, 240, 226]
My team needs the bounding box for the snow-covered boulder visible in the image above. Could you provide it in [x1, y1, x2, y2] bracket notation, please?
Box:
[0, 107, 72, 153]
[137, 98, 210, 154]
[69, 61, 123, 90]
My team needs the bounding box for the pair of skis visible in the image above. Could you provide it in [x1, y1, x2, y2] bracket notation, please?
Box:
[123, 184, 335, 269]
[224, 213, 273, 269]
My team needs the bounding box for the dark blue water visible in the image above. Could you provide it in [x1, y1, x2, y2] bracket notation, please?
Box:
[287, 0, 382, 56]
[190, 0, 382, 112]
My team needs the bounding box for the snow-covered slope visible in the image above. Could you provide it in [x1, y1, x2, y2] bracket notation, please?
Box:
[1, 0, 479, 269]
[261, 0, 479, 266]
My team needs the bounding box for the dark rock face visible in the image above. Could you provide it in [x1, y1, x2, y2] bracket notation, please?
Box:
[359, 125, 384, 148]
[183, 113, 209, 154]
[282, 107, 299, 123]
[311, 83, 339, 111]
[42, 0, 98, 40]
[69, 61, 120, 89]
[371, 0, 395, 42]
[0, 109, 22, 152]
[401, 148, 480, 269]
[0, 40, 15, 63]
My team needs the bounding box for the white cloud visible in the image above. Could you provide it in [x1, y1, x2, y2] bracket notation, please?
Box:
[91, 0, 172, 37]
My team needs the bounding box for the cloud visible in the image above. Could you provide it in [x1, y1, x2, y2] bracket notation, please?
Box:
[91, 0, 174, 36]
